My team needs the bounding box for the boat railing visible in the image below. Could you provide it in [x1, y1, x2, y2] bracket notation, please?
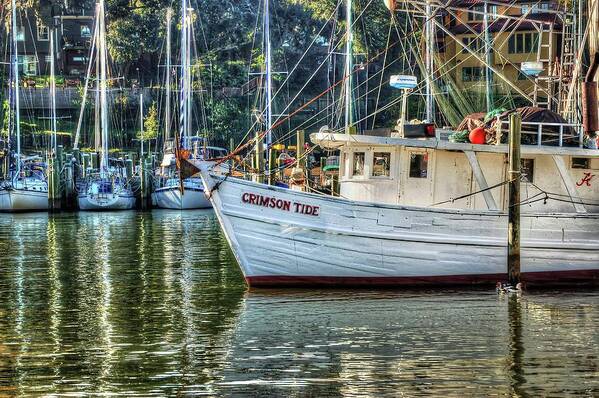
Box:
[497, 120, 583, 148]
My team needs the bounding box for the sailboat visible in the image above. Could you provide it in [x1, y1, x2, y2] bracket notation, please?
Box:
[197, 0, 599, 287]
[76, 0, 135, 211]
[0, 0, 49, 212]
[152, 2, 222, 210]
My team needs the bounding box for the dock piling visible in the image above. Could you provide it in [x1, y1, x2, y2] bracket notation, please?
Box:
[508, 113, 522, 285]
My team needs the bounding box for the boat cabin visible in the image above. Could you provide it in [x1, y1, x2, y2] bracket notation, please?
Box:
[311, 127, 599, 214]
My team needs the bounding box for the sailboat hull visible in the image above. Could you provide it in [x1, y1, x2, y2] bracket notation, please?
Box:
[78, 194, 136, 211]
[152, 186, 211, 209]
[198, 166, 599, 287]
[0, 187, 48, 212]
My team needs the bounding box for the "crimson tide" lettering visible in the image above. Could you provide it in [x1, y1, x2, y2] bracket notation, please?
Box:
[241, 192, 320, 217]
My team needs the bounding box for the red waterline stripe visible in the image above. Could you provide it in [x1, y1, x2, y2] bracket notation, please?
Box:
[246, 270, 599, 287]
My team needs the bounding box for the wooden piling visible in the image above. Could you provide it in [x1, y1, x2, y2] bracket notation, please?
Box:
[139, 157, 150, 210]
[254, 131, 264, 183]
[48, 154, 61, 211]
[296, 130, 305, 169]
[268, 147, 276, 185]
[508, 113, 522, 285]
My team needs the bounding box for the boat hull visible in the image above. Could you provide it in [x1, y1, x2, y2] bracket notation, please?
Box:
[0, 187, 48, 212]
[198, 165, 599, 287]
[78, 194, 136, 211]
[152, 186, 211, 209]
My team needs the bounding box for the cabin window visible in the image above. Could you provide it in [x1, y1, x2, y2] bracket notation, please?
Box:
[508, 33, 538, 54]
[521, 159, 534, 182]
[409, 153, 428, 178]
[37, 24, 49, 41]
[352, 152, 365, 176]
[571, 158, 590, 169]
[373, 152, 391, 177]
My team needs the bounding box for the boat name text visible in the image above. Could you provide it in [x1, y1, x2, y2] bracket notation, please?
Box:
[242, 193, 320, 216]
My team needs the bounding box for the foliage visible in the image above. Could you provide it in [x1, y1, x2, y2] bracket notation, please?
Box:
[138, 101, 159, 140]
[1, 100, 8, 138]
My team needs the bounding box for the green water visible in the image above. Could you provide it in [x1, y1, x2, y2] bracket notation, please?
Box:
[0, 211, 598, 397]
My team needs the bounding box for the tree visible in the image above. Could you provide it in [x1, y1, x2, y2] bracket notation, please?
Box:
[138, 101, 159, 141]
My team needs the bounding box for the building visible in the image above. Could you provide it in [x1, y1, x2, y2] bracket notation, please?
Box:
[437, 0, 575, 111]
[11, 2, 94, 80]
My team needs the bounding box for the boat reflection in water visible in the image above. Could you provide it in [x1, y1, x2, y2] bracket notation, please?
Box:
[0, 212, 597, 396]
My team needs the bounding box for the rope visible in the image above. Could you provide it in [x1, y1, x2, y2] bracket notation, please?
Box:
[430, 178, 514, 207]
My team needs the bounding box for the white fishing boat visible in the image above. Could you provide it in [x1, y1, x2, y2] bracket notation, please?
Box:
[0, 0, 49, 212]
[197, 0, 599, 287]
[75, 0, 135, 211]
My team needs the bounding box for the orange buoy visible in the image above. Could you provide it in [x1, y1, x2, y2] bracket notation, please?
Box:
[469, 127, 486, 145]
[383, 0, 396, 11]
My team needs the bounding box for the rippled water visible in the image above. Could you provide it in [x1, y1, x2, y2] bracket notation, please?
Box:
[0, 211, 597, 397]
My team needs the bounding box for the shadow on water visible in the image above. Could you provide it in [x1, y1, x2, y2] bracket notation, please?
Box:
[0, 211, 598, 396]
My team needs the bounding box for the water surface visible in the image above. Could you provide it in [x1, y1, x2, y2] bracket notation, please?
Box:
[0, 211, 597, 396]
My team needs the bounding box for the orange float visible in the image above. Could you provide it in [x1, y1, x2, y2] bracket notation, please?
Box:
[469, 127, 486, 145]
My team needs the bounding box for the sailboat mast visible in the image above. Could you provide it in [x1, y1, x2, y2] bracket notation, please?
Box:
[483, 1, 493, 111]
[50, 27, 57, 153]
[99, 0, 109, 175]
[264, 0, 273, 146]
[11, 0, 21, 177]
[164, 8, 172, 147]
[140, 93, 144, 158]
[344, 0, 353, 132]
[179, 0, 188, 149]
[94, 3, 101, 153]
[424, 0, 434, 123]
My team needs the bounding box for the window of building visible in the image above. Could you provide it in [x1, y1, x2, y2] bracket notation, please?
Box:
[409, 153, 428, 178]
[489, 5, 499, 19]
[521, 2, 550, 14]
[508, 32, 538, 54]
[462, 66, 484, 82]
[373, 152, 391, 177]
[37, 24, 49, 41]
[352, 152, 365, 176]
[16, 26, 25, 41]
[81, 25, 92, 38]
[18, 55, 37, 76]
[468, 5, 484, 21]
[571, 157, 590, 169]
[45, 55, 52, 62]
[461, 37, 485, 53]
[521, 159, 535, 182]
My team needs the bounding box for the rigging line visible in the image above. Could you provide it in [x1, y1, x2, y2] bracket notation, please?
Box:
[371, 21, 392, 130]
[231, 2, 441, 160]
[429, 178, 514, 207]
[251, 0, 344, 137]
[528, 180, 599, 205]
[270, 0, 372, 131]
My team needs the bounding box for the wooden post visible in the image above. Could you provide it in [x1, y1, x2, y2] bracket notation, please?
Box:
[254, 131, 264, 183]
[48, 154, 60, 211]
[140, 156, 149, 210]
[296, 130, 305, 169]
[508, 113, 522, 286]
[267, 147, 276, 185]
